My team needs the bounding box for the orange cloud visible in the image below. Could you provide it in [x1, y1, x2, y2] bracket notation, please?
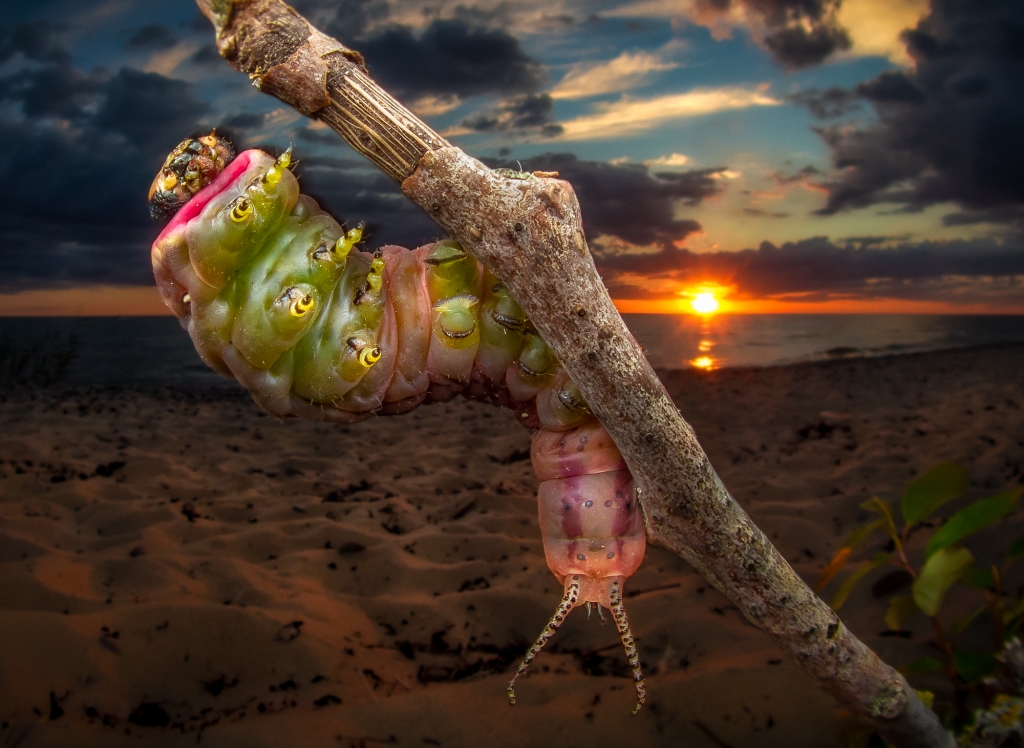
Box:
[614, 296, 1024, 315]
[0, 286, 170, 317]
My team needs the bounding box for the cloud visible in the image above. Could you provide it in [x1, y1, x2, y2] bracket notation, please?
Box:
[685, 0, 851, 69]
[291, 0, 396, 41]
[294, 159, 446, 249]
[459, 93, 563, 136]
[0, 47, 213, 291]
[125, 24, 176, 51]
[354, 19, 546, 100]
[835, 0, 929, 64]
[408, 93, 462, 116]
[815, 0, 1024, 219]
[644, 153, 691, 169]
[0, 20, 70, 64]
[787, 86, 861, 119]
[488, 153, 725, 248]
[553, 86, 781, 140]
[550, 50, 677, 99]
[94, 68, 211, 150]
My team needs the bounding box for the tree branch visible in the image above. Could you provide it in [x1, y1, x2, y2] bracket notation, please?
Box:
[194, 1, 953, 745]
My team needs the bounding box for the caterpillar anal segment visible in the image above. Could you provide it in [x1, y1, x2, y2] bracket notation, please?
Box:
[149, 140, 646, 711]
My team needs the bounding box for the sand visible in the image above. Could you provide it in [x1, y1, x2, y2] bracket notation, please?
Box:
[1, 343, 1023, 747]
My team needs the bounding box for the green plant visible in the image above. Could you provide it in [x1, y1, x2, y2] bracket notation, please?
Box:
[817, 463, 1024, 731]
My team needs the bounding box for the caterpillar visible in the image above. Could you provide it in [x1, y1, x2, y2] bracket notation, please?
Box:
[149, 134, 647, 712]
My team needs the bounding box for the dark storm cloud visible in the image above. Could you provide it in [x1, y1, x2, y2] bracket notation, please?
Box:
[291, 0, 391, 43]
[0, 21, 69, 64]
[294, 160, 444, 250]
[489, 154, 725, 248]
[95, 68, 211, 150]
[693, 0, 850, 68]
[461, 94, 563, 136]
[0, 45, 213, 291]
[188, 43, 222, 67]
[125, 24, 177, 51]
[816, 0, 1024, 217]
[355, 19, 546, 99]
[0, 64, 102, 120]
[597, 235, 1024, 298]
[787, 87, 860, 119]
[222, 111, 267, 131]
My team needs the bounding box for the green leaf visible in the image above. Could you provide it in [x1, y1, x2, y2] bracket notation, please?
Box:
[926, 489, 1022, 558]
[961, 566, 996, 590]
[815, 518, 889, 592]
[830, 555, 888, 611]
[1008, 536, 1024, 560]
[905, 658, 942, 674]
[1003, 596, 1024, 626]
[860, 497, 901, 546]
[884, 595, 919, 631]
[953, 651, 997, 683]
[844, 517, 889, 550]
[902, 462, 968, 526]
[952, 601, 990, 636]
[912, 547, 973, 616]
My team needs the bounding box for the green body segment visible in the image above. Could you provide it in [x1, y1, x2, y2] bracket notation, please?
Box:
[150, 148, 592, 430]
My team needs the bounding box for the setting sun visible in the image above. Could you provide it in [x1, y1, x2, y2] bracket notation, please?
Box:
[691, 293, 720, 315]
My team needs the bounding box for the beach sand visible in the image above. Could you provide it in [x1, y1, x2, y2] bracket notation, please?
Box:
[2, 343, 1022, 747]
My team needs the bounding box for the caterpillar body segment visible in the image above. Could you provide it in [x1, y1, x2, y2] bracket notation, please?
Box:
[513, 422, 647, 713]
[149, 140, 647, 711]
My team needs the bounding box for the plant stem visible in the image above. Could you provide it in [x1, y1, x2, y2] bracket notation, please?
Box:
[931, 615, 968, 725]
[191, 2, 954, 745]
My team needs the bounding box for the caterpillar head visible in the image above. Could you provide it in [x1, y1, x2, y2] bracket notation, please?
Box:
[149, 132, 235, 221]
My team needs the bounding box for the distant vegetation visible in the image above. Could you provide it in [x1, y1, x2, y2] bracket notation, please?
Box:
[816, 463, 1024, 743]
[0, 333, 78, 388]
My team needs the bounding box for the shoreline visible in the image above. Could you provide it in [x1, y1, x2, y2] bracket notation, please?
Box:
[3, 315, 1024, 389]
[1, 343, 1022, 746]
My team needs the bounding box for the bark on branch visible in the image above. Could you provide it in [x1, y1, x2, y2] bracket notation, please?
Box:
[193, 1, 954, 745]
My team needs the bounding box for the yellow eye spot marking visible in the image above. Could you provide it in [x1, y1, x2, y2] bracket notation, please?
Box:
[230, 197, 253, 222]
[290, 293, 314, 317]
[182, 292, 191, 304]
[347, 337, 381, 368]
[282, 287, 313, 317]
[358, 346, 382, 367]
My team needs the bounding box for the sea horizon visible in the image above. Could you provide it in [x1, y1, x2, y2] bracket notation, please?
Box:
[1, 313, 1022, 388]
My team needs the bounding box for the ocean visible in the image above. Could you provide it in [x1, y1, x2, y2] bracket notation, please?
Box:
[1, 314, 1022, 388]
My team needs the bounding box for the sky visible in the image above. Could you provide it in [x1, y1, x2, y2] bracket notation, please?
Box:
[0, 0, 1022, 315]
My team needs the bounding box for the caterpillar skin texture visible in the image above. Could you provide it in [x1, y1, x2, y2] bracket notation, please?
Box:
[150, 140, 646, 712]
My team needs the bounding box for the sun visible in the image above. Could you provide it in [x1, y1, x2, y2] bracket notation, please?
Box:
[690, 292, 720, 315]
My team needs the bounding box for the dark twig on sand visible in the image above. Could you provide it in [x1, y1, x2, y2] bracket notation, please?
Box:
[192, 1, 953, 745]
